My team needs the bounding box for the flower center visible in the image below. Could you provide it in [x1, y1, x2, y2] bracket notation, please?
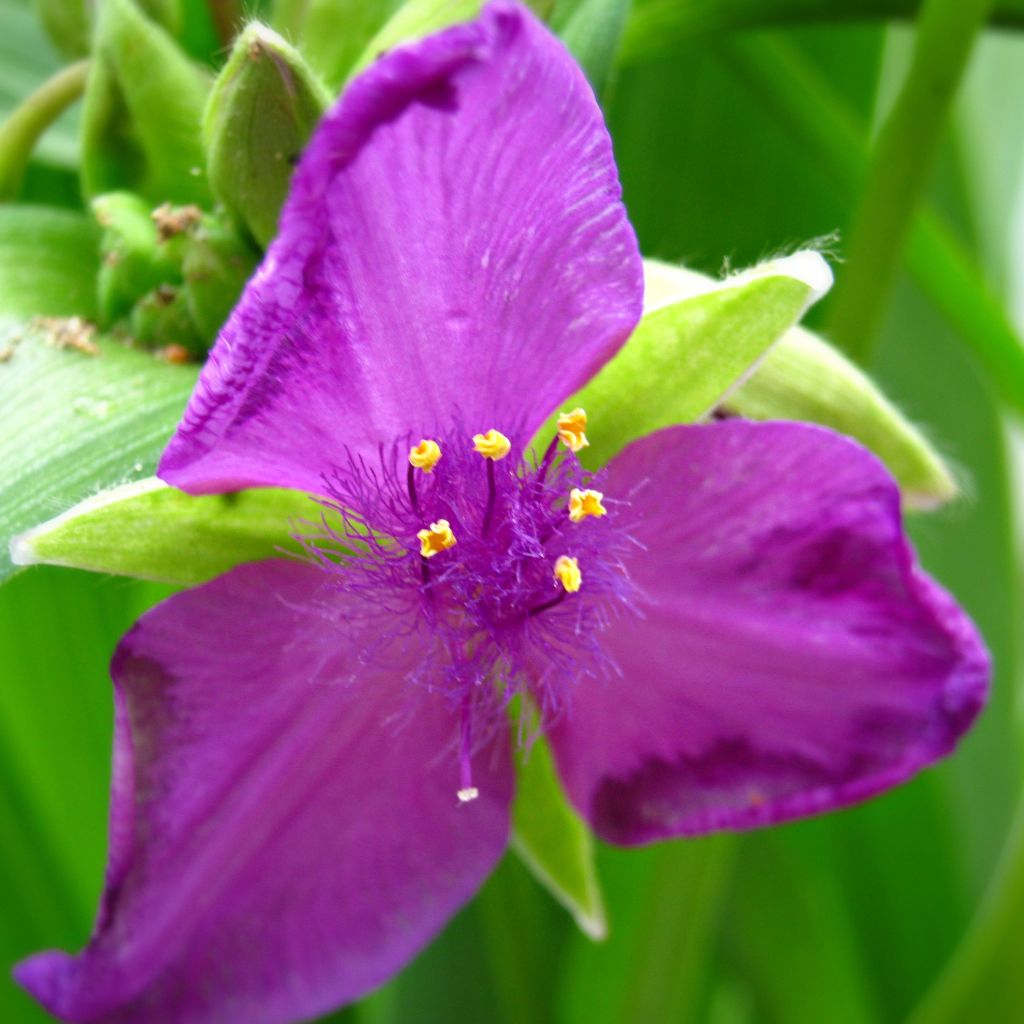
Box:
[300, 409, 635, 801]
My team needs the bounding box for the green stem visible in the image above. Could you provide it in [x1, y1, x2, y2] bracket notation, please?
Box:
[0, 59, 89, 200]
[620, 0, 1024, 68]
[721, 37, 1024, 418]
[826, 0, 991, 360]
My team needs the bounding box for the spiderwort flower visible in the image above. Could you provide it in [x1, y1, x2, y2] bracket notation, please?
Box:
[17, 4, 988, 1023]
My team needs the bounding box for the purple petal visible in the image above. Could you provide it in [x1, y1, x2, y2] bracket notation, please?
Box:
[16, 561, 512, 1023]
[160, 2, 642, 496]
[546, 421, 988, 845]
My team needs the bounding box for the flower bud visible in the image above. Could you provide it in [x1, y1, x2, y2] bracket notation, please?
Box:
[130, 284, 204, 356]
[93, 192, 183, 325]
[721, 327, 958, 510]
[182, 214, 259, 340]
[204, 22, 329, 248]
[82, 0, 212, 205]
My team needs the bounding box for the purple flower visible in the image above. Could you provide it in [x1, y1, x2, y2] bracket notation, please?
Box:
[17, 4, 988, 1022]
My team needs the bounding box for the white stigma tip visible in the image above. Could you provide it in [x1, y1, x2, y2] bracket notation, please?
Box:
[457, 787, 479, 804]
[769, 250, 833, 303]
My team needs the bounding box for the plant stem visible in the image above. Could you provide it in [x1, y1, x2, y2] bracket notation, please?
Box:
[0, 59, 89, 201]
[721, 37, 1024, 418]
[825, 0, 992, 360]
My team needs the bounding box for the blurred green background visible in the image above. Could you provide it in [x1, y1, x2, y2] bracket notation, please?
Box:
[2, 0, 1023, 1021]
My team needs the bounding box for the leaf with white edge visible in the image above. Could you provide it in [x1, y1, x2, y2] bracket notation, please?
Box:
[12, 478, 312, 585]
[645, 257, 959, 509]
[512, 732, 607, 941]
[541, 251, 832, 467]
[0, 323, 198, 583]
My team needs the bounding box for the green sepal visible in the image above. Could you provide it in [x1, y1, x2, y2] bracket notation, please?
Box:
[204, 22, 330, 249]
[82, 0, 212, 206]
[646, 259, 959, 509]
[0, 324, 198, 584]
[543, 252, 831, 467]
[130, 284, 204, 354]
[0, 205, 99, 322]
[727, 326, 958, 508]
[11, 479, 311, 585]
[93, 191, 184, 324]
[182, 214, 259, 340]
[512, 728, 607, 940]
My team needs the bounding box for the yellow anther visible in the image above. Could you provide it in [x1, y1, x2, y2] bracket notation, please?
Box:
[409, 438, 442, 472]
[553, 555, 582, 593]
[417, 519, 456, 558]
[557, 408, 589, 452]
[472, 429, 512, 461]
[568, 488, 607, 523]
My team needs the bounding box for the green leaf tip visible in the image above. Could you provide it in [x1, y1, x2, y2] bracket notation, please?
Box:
[541, 251, 831, 466]
[513, 731, 607, 941]
[204, 21, 331, 249]
[11, 478, 312, 586]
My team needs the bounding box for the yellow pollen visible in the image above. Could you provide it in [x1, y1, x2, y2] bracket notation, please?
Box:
[568, 488, 607, 523]
[472, 428, 512, 461]
[554, 555, 582, 593]
[417, 519, 456, 558]
[408, 438, 442, 472]
[557, 408, 589, 452]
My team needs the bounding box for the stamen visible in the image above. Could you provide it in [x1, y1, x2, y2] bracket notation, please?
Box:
[472, 429, 512, 461]
[557, 408, 589, 453]
[553, 555, 582, 593]
[417, 519, 456, 558]
[568, 488, 607, 522]
[458, 693, 477, 804]
[409, 439, 442, 472]
[528, 589, 566, 617]
[407, 465, 420, 517]
[482, 459, 497, 537]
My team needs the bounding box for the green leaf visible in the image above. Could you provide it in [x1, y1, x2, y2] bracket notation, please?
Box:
[204, 22, 330, 248]
[12, 478, 312, 585]
[512, 732, 606, 940]
[276, 0, 402, 90]
[544, 251, 830, 466]
[82, 0, 212, 205]
[347, 0, 481, 81]
[0, 205, 99, 321]
[1, 0, 80, 169]
[0, 324, 198, 583]
[553, 0, 631, 93]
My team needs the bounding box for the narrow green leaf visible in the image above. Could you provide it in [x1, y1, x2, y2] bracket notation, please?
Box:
[1, 0, 80, 168]
[553, 0, 630, 93]
[347, 0, 481, 81]
[0, 205, 99, 321]
[204, 22, 330, 248]
[82, 0, 212, 205]
[544, 252, 830, 466]
[0, 324, 198, 583]
[512, 733, 606, 941]
[12, 478, 312, 585]
[280, 0, 402, 89]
